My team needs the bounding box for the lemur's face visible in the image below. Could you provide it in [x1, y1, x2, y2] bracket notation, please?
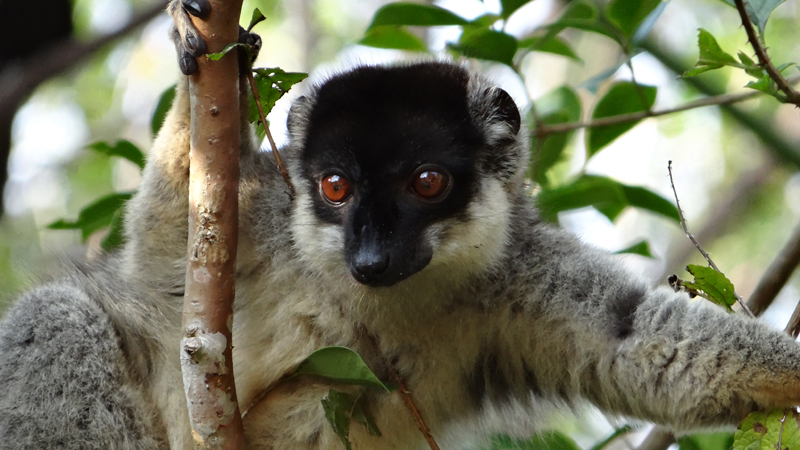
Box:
[289, 63, 522, 288]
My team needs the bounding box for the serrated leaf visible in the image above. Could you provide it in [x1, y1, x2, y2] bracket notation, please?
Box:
[206, 42, 243, 61]
[613, 240, 653, 258]
[100, 207, 126, 251]
[358, 25, 426, 52]
[449, 28, 518, 66]
[500, 0, 531, 19]
[151, 84, 176, 138]
[684, 264, 737, 312]
[367, 3, 468, 29]
[738, 51, 756, 67]
[321, 390, 354, 450]
[586, 82, 657, 156]
[47, 192, 135, 241]
[731, 0, 787, 37]
[606, 0, 662, 40]
[521, 35, 582, 62]
[292, 347, 391, 391]
[734, 410, 800, 450]
[536, 175, 677, 223]
[88, 140, 146, 169]
[529, 86, 581, 186]
[247, 8, 266, 31]
[682, 29, 739, 77]
[745, 74, 777, 95]
[249, 68, 308, 124]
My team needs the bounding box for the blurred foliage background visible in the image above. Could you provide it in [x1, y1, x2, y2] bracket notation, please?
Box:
[0, 0, 798, 447]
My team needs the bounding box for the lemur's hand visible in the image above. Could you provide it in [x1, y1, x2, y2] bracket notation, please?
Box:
[168, 0, 262, 75]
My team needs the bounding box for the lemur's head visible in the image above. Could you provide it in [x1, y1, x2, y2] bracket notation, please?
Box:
[287, 62, 527, 288]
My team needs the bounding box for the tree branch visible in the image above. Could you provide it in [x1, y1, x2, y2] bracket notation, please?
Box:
[732, 0, 800, 107]
[180, 0, 246, 447]
[0, 0, 168, 114]
[641, 37, 800, 169]
[534, 76, 800, 138]
[747, 219, 800, 316]
[634, 428, 674, 450]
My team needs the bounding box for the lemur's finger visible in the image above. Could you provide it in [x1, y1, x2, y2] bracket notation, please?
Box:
[181, 0, 210, 18]
[170, 25, 199, 75]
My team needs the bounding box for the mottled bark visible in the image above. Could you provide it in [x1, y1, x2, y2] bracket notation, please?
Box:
[180, 0, 246, 448]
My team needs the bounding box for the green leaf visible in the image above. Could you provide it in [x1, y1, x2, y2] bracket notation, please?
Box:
[621, 185, 679, 222]
[249, 68, 308, 124]
[745, 74, 777, 95]
[682, 29, 739, 78]
[500, 0, 531, 19]
[206, 42, 243, 61]
[520, 35, 582, 62]
[47, 192, 135, 241]
[321, 390, 354, 450]
[358, 26, 427, 52]
[606, 0, 662, 39]
[87, 140, 146, 169]
[247, 8, 266, 31]
[678, 432, 734, 450]
[613, 240, 653, 258]
[470, 13, 502, 27]
[485, 431, 582, 450]
[683, 264, 737, 312]
[292, 347, 391, 391]
[536, 175, 678, 223]
[151, 84, 176, 138]
[734, 410, 800, 450]
[586, 82, 657, 156]
[449, 28, 518, 66]
[529, 86, 582, 186]
[100, 207, 126, 251]
[544, 0, 617, 39]
[589, 425, 636, 450]
[367, 3, 468, 29]
[320, 390, 382, 449]
[723, 0, 787, 37]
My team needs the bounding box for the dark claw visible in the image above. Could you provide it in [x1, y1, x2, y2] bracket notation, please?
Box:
[182, 0, 210, 18]
[184, 32, 206, 57]
[179, 51, 198, 75]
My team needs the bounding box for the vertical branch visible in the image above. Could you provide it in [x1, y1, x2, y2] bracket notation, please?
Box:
[180, 0, 246, 448]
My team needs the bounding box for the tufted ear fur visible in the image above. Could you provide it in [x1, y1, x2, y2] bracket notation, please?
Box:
[485, 86, 521, 136]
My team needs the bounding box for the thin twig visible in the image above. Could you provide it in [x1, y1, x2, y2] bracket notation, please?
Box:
[747, 219, 800, 316]
[392, 372, 440, 450]
[534, 75, 800, 138]
[667, 161, 755, 318]
[733, 0, 800, 107]
[245, 70, 295, 196]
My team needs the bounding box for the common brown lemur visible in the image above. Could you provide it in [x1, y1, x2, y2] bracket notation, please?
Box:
[1, 1, 799, 448]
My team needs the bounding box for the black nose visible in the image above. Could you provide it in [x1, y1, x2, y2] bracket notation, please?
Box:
[351, 251, 390, 285]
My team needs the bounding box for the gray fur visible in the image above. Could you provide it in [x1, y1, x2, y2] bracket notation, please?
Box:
[2, 56, 800, 449]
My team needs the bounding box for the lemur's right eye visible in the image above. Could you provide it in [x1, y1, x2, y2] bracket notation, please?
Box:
[320, 174, 351, 204]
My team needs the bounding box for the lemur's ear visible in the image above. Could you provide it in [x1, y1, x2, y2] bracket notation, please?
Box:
[287, 95, 310, 135]
[485, 87, 521, 135]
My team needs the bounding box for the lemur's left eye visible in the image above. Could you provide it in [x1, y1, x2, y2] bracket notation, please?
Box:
[410, 167, 450, 201]
[320, 174, 351, 204]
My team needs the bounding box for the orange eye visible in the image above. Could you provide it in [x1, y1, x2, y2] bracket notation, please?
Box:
[320, 174, 351, 204]
[411, 169, 450, 201]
